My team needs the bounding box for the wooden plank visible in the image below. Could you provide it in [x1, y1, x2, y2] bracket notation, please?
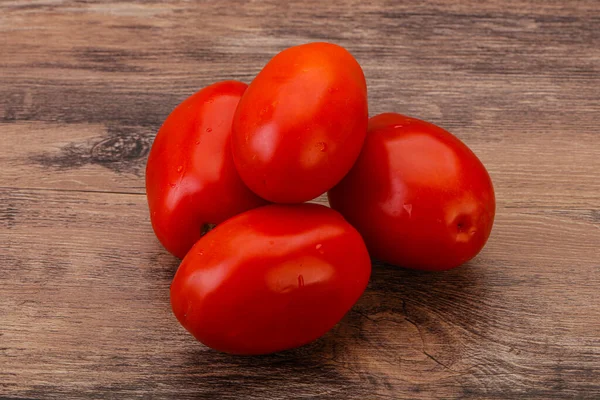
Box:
[1, 0, 599, 204]
[0, 189, 600, 398]
[1, 189, 599, 398]
[2, 122, 599, 210]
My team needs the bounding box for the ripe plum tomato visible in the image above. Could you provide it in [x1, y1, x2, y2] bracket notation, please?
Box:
[170, 203, 372, 355]
[146, 81, 266, 259]
[231, 42, 368, 203]
[328, 113, 495, 271]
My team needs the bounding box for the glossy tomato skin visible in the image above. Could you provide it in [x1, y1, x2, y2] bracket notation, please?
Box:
[146, 81, 267, 259]
[231, 42, 368, 203]
[170, 203, 371, 355]
[328, 113, 495, 271]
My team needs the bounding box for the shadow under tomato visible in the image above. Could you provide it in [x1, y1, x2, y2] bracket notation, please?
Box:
[328, 259, 491, 379]
[174, 260, 490, 396]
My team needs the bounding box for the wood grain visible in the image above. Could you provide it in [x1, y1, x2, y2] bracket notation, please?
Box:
[1, 0, 599, 398]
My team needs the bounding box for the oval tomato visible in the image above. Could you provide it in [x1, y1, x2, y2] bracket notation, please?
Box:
[146, 81, 266, 259]
[328, 113, 495, 271]
[170, 203, 371, 355]
[231, 42, 368, 203]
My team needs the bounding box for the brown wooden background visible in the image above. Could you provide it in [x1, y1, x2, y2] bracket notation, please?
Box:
[1, 0, 599, 398]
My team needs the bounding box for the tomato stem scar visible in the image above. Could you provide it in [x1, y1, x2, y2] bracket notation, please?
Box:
[201, 223, 217, 236]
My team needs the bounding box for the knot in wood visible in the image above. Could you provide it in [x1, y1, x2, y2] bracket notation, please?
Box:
[91, 134, 149, 163]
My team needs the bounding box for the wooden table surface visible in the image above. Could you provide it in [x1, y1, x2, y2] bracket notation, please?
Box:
[1, 1, 599, 398]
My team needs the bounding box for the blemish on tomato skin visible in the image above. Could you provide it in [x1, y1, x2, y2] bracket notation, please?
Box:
[456, 232, 471, 243]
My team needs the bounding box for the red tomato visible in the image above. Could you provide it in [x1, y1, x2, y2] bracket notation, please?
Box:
[328, 113, 495, 271]
[231, 42, 368, 203]
[146, 81, 266, 259]
[170, 203, 371, 355]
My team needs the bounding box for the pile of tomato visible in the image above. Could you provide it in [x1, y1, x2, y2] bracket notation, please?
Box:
[145, 42, 495, 355]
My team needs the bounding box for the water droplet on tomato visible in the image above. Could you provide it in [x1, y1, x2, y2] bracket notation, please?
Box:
[176, 165, 183, 173]
[315, 243, 324, 253]
[206, 127, 212, 133]
[298, 275, 305, 288]
[195, 140, 201, 145]
[403, 203, 413, 217]
[316, 142, 327, 152]
[169, 183, 176, 188]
